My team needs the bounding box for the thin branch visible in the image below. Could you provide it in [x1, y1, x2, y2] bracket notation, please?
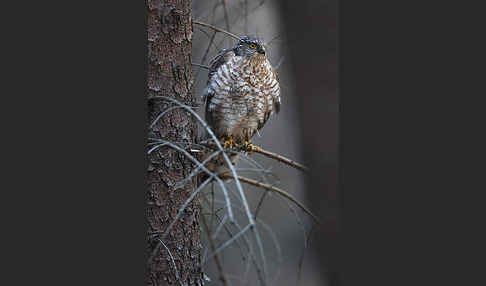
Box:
[194, 29, 217, 82]
[201, 198, 267, 286]
[149, 96, 249, 225]
[213, 224, 252, 260]
[221, 0, 231, 33]
[193, 20, 240, 40]
[220, 174, 321, 225]
[148, 141, 234, 223]
[201, 214, 229, 286]
[160, 174, 212, 240]
[266, 34, 281, 46]
[212, 214, 228, 240]
[175, 150, 222, 189]
[275, 55, 285, 71]
[244, 0, 248, 34]
[158, 239, 183, 286]
[197, 28, 220, 51]
[206, 199, 280, 285]
[297, 225, 315, 286]
[254, 148, 309, 172]
[192, 63, 210, 69]
[254, 188, 269, 219]
[150, 98, 259, 272]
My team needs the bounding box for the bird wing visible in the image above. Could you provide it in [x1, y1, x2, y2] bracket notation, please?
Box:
[257, 65, 281, 131]
[208, 48, 234, 82]
[203, 48, 235, 128]
[270, 65, 281, 114]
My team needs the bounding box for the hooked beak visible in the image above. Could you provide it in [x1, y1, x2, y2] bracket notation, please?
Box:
[257, 47, 265, 55]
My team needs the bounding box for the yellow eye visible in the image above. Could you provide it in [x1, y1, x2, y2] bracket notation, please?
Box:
[249, 43, 257, 49]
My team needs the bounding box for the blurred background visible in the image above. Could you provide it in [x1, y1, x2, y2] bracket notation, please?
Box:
[191, 1, 338, 285]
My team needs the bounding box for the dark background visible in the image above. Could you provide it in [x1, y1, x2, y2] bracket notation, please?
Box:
[277, 1, 340, 285]
[2, 0, 485, 285]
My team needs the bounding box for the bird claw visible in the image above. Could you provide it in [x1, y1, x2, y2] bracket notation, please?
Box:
[222, 136, 236, 149]
[242, 141, 262, 155]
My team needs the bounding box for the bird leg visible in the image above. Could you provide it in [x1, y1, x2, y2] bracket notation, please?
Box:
[222, 136, 236, 149]
[242, 140, 262, 154]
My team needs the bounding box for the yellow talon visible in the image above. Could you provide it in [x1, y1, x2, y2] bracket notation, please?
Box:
[222, 136, 235, 149]
[242, 141, 262, 155]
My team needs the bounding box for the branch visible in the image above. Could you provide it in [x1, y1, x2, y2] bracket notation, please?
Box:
[275, 55, 285, 71]
[192, 63, 210, 69]
[150, 96, 255, 227]
[199, 141, 309, 172]
[221, 0, 231, 33]
[201, 215, 229, 286]
[253, 148, 309, 172]
[220, 174, 321, 225]
[194, 29, 216, 82]
[266, 33, 281, 46]
[193, 20, 240, 40]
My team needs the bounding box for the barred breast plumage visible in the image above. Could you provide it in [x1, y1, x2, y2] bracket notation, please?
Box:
[204, 36, 280, 145]
[201, 35, 280, 177]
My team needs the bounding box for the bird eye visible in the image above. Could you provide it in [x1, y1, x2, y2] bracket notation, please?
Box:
[249, 43, 257, 49]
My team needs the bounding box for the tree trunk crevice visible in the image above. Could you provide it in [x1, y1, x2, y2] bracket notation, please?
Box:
[147, 1, 202, 285]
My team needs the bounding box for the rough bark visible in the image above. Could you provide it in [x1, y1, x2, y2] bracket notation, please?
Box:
[147, 0, 203, 285]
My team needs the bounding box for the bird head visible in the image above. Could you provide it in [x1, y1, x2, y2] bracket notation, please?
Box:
[233, 36, 266, 58]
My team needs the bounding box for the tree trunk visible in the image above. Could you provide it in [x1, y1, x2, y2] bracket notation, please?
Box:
[147, 0, 202, 285]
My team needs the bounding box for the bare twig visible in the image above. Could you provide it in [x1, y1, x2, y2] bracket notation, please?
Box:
[212, 214, 228, 240]
[222, 0, 231, 33]
[254, 148, 309, 172]
[275, 55, 285, 71]
[201, 214, 229, 286]
[197, 28, 220, 51]
[297, 226, 315, 285]
[254, 189, 269, 219]
[220, 174, 320, 224]
[192, 63, 210, 69]
[205, 198, 282, 285]
[159, 172, 212, 239]
[158, 239, 183, 286]
[244, 0, 248, 34]
[266, 34, 281, 46]
[193, 20, 240, 40]
[213, 224, 252, 257]
[151, 97, 265, 274]
[194, 29, 216, 82]
[201, 197, 267, 285]
[149, 96, 249, 226]
[175, 150, 222, 189]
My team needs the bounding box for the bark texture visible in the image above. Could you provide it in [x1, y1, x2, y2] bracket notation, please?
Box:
[147, 0, 202, 285]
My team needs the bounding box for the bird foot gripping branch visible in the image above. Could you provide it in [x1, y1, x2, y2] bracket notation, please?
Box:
[221, 136, 261, 155]
[222, 136, 236, 149]
[241, 141, 262, 155]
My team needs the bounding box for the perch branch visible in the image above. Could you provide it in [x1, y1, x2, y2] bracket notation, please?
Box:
[253, 148, 309, 172]
[199, 141, 309, 172]
[193, 20, 240, 40]
[150, 97, 259, 253]
[220, 174, 321, 225]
